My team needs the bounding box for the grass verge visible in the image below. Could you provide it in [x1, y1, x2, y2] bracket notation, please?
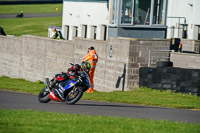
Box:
[0, 109, 200, 133]
[0, 4, 63, 14]
[83, 88, 200, 109]
[0, 76, 200, 109]
[0, 16, 62, 36]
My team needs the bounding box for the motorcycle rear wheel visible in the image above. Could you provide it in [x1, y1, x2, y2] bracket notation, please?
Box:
[38, 87, 51, 103]
[65, 87, 83, 105]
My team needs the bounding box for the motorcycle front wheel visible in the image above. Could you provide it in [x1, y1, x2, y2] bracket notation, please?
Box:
[65, 87, 83, 105]
[38, 87, 51, 103]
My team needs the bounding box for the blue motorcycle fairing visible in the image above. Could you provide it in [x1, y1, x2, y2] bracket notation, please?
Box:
[60, 79, 77, 90]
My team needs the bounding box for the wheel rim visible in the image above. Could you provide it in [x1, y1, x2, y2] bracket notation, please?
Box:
[66, 88, 79, 101]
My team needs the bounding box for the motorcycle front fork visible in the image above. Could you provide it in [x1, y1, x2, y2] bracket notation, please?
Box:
[45, 78, 52, 92]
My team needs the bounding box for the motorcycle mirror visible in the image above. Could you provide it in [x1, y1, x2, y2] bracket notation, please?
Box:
[69, 63, 74, 65]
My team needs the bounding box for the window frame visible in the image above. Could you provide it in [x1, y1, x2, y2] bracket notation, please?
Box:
[109, 0, 167, 27]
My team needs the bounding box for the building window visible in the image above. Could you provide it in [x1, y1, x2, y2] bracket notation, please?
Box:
[120, 0, 152, 25]
[134, 0, 151, 25]
[153, 0, 164, 24]
[121, 0, 134, 24]
[109, 0, 166, 26]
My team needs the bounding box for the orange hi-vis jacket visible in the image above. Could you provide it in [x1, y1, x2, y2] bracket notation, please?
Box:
[83, 49, 98, 90]
[83, 50, 98, 67]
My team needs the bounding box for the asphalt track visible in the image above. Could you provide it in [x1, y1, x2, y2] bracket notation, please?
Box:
[0, 13, 62, 19]
[0, 90, 200, 123]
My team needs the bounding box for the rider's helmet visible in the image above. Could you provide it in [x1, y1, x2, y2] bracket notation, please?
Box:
[81, 61, 91, 73]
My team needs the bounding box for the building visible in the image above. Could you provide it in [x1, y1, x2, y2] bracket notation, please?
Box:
[62, 0, 109, 40]
[61, 0, 200, 40]
[108, 0, 168, 39]
[167, 0, 200, 40]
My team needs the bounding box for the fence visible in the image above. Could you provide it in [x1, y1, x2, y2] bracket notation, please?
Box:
[148, 49, 174, 67]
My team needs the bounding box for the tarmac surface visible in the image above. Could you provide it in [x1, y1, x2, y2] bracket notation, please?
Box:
[0, 13, 62, 19]
[0, 90, 200, 123]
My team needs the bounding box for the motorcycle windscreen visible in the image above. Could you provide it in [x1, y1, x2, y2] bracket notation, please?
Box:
[60, 80, 77, 90]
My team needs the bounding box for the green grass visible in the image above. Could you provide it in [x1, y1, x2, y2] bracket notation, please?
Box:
[0, 76, 200, 109]
[0, 76, 45, 94]
[83, 88, 200, 109]
[0, 17, 62, 36]
[0, 4, 63, 14]
[0, 109, 200, 133]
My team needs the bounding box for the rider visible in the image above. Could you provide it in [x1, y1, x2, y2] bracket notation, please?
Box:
[67, 63, 81, 76]
[51, 28, 64, 40]
[17, 11, 24, 17]
[48, 61, 91, 99]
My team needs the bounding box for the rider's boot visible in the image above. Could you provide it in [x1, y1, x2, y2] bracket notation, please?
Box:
[86, 88, 94, 93]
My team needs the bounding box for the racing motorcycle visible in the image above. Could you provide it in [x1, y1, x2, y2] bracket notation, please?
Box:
[38, 63, 90, 105]
[16, 12, 24, 18]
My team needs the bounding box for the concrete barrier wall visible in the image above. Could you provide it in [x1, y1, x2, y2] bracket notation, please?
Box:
[0, 35, 171, 92]
[0, 35, 130, 92]
[181, 39, 200, 54]
[0, 36, 22, 78]
[171, 53, 200, 69]
[73, 37, 130, 92]
[127, 39, 170, 90]
[0, 35, 75, 82]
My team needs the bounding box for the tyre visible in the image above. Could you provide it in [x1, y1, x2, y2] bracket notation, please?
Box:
[38, 87, 51, 103]
[156, 61, 173, 68]
[65, 87, 83, 105]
